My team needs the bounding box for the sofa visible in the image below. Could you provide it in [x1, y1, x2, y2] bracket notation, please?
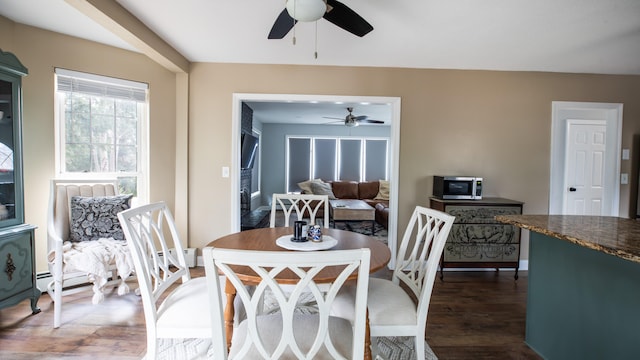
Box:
[298, 179, 390, 229]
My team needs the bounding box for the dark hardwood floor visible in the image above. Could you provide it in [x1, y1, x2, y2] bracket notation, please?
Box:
[426, 271, 541, 359]
[0, 268, 541, 359]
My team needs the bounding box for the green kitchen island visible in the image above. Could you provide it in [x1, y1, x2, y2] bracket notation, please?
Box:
[495, 215, 640, 360]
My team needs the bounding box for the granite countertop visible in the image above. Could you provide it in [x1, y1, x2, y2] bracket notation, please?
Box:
[495, 215, 640, 264]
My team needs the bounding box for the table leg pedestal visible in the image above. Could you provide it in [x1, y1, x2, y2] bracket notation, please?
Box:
[365, 308, 372, 360]
[224, 280, 236, 351]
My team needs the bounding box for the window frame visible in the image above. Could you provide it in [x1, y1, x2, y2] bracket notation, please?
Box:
[53, 68, 149, 203]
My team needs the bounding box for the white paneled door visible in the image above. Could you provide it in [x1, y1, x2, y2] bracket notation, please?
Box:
[564, 120, 607, 215]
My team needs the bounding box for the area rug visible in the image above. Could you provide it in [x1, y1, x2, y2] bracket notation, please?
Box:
[151, 336, 438, 360]
[269, 210, 388, 245]
[148, 288, 436, 360]
[150, 289, 436, 359]
[334, 220, 388, 245]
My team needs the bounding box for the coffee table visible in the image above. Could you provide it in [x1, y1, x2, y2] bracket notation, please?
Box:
[330, 199, 376, 235]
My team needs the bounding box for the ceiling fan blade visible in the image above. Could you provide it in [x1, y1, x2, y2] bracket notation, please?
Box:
[322, 116, 345, 120]
[268, 8, 297, 39]
[354, 115, 368, 121]
[359, 119, 385, 124]
[323, 0, 373, 37]
[323, 120, 344, 125]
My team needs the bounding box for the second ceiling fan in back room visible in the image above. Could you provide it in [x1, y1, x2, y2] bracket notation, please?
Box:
[323, 107, 385, 127]
[268, 0, 374, 40]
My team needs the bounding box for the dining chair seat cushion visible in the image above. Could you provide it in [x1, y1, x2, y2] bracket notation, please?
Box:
[156, 277, 211, 338]
[332, 278, 417, 328]
[229, 313, 353, 359]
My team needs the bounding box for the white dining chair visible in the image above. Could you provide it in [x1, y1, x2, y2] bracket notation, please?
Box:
[331, 205, 455, 360]
[203, 246, 371, 360]
[118, 202, 229, 360]
[270, 193, 329, 228]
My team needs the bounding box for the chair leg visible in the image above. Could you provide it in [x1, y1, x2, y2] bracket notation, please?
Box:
[414, 336, 425, 360]
[53, 278, 62, 328]
[369, 336, 382, 359]
[146, 337, 157, 360]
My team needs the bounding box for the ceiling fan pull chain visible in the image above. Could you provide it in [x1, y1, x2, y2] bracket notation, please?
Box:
[314, 21, 318, 59]
[292, 0, 297, 45]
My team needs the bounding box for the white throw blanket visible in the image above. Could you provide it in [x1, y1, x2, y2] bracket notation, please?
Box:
[59, 238, 134, 304]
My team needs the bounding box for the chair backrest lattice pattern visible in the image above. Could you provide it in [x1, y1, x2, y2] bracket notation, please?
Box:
[118, 202, 191, 320]
[204, 247, 371, 360]
[270, 193, 329, 228]
[393, 206, 455, 323]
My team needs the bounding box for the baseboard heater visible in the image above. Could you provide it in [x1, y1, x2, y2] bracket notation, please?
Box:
[158, 248, 197, 268]
[36, 272, 91, 293]
[36, 248, 197, 291]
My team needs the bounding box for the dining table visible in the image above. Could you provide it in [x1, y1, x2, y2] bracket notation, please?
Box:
[208, 226, 391, 360]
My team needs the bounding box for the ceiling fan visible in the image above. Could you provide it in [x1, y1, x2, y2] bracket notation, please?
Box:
[268, 0, 374, 39]
[323, 107, 385, 127]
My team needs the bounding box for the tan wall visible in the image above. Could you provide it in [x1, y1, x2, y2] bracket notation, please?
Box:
[2, 15, 640, 271]
[189, 63, 640, 260]
[0, 18, 178, 272]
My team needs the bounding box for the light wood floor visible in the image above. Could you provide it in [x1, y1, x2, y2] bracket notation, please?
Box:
[0, 268, 541, 359]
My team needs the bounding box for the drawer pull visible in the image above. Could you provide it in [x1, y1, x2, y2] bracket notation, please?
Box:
[5, 253, 16, 281]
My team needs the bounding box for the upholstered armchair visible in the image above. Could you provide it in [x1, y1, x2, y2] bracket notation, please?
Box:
[47, 179, 134, 328]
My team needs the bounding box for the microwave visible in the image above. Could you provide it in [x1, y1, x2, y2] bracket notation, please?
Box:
[433, 176, 483, 200]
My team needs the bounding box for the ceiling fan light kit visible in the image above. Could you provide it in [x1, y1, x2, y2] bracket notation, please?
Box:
[268, 0, 374, 40]
[286, 0, 327, 22]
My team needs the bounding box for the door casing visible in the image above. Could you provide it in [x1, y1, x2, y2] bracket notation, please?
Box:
[549, 101, 623, 216]
[231, 93, 402, 268]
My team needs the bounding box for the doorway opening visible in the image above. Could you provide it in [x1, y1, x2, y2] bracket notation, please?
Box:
[549, 101, 623, 216]
[231, 93, 401, 267]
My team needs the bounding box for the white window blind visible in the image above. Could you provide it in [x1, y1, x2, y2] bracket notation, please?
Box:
[287, 136, 389, 192]
[55, 68, 147, 101]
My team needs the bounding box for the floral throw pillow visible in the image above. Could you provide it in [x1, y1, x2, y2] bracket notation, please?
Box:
[69, 194, 133, 242]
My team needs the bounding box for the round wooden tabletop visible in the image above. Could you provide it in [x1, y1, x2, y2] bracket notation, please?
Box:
[208, 227, 391, 284]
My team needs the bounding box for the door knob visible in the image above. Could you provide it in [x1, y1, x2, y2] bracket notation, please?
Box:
[569, 187, 577, 192]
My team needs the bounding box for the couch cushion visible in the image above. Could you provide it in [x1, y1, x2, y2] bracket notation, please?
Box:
[374, 180, 390, 200]
[297, 179, 322, 193]
[359, 181, 380, 199]
[310, 181, 337, 199]
[330, 181, 359, 199]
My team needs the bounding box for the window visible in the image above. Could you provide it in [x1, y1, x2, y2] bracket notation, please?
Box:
[54, 68, 148, 202]
[286, 136, 389, 192]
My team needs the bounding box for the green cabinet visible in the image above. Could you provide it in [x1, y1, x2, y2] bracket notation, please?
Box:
[430, 197, 523, 279]
[0, 49, 40, 313]
[0, 224, 40, 313]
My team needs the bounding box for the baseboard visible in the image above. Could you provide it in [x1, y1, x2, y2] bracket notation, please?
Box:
[441, 260, 529, 272]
